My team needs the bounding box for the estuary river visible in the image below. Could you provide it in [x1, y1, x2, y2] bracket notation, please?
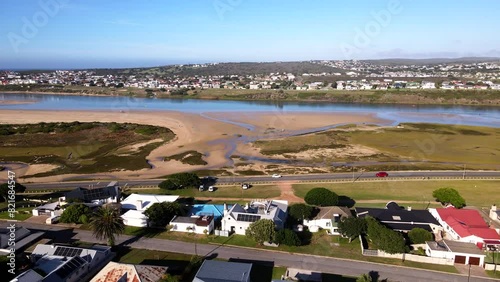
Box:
[1, 93, 499, 127]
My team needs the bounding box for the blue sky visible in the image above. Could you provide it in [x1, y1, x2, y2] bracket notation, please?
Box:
[1, 0, 500, 69]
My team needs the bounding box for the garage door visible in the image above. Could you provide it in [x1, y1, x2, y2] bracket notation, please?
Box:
[455, 255, 466, 264]
[469, 257, 480, 266]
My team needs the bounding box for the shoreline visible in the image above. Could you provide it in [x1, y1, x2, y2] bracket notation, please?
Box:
[2, 90, 500, 107]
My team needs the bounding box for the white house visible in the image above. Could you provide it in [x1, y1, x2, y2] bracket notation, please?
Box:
[12, 244, 112, 282]
[303, 206, 351, 235]
[32, 202, 63, 217]
[221, 200, 288, 235]
[425, 240, 486, 266]
[421, 81, 436, 89]
[170, 215, 214, 235]
[121, 194, 179, 227]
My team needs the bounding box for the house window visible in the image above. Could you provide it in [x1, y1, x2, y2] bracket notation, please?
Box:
[326, 222, 331, 227]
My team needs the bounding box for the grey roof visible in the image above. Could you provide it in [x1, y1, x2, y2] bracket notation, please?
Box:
[0, 227, 31, 249]
[312, 206, 352, 220]
[65, 185, 119, 202]
[193, 260, 252, 282]
[443, 240, 485, 256]
[426, 240, 485, 256]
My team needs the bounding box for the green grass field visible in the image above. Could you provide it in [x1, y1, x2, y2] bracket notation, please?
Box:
[130, 184, 281, 199]
[293, 180, 500, 207]
[0, 207, 33, 221]
[254, 124, 500, 170]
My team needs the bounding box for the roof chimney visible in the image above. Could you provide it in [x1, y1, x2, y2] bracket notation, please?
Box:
[136, 200, 143, 210]
[407, 206, 412, 211]
[492, 204, 497, 211]
[223, 202, 228, 214]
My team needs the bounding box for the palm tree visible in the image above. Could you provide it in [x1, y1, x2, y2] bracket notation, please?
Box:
[89, 206, 125, 246]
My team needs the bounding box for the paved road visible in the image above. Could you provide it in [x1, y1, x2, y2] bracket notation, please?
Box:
[21, 170, 500, 190]
[2, 222, 497, 282]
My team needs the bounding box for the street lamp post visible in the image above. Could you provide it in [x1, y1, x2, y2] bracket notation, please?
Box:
[467, 263, 471, 282]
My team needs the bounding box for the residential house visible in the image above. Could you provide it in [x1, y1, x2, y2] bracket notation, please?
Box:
[425, 240, 486, 266]
[121, 194, 179, 227]
[429, 207, 500, 249]
[32, 202, 63, 217]
[12, 244, 113, 282]
[303, 206, 352, 235]
[90, 261, 168, 282]
[221, 200, 288, 235]
[193, 260, 252, 282]
[421, 81, 436, 89]
[170, 215, 214, 235]
[64, 182, 120, 205]
[356, 201, 442, 233]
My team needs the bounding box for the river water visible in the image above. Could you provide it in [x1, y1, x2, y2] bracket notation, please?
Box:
[0, 93, 499, 127]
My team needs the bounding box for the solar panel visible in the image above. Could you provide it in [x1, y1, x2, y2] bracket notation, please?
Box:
[54, 256, 87, 278]
[237, 214, 261, 222]
[54, 246, 83, 257]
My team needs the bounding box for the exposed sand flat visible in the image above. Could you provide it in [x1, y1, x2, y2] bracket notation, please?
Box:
[0, 109, 387, 182]
[0, 99, 37, 105]
[204, 111, 385, 133]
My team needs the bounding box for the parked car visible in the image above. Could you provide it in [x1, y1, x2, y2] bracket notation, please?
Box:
[376, 171, 389, 177]
[199, 184, 205, 191]
[271, 174, 282, 178]
[46, 215, 60, 225]
[208, 186, 215, 192]
[241, 183, 250, 190]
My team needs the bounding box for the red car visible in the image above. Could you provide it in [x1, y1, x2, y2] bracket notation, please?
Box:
[376, 171, 389, 177]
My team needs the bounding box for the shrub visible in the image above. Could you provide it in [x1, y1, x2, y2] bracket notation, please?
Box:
[60, 204, 91, 224]
[304, 188, 339, 206]
[275, 229, 301, 246]
[408, 228, 433, 244]
[245, 219, 276, 244]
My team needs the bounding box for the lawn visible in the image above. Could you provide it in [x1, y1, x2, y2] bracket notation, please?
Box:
[0, 207, 33, 221]
[486, 270, 500, 279]
[130, 184, 281, 199]
[293, 180, 500, 208]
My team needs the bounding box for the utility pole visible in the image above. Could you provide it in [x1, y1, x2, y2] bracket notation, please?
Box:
[467, 263, 471, 282]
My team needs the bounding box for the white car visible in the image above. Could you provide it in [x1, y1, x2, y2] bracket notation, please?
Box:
[271, 174, 282, 178]
[208, 186, 215, 192]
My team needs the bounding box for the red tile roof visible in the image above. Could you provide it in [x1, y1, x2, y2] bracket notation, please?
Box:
[437, 207, 500, 240]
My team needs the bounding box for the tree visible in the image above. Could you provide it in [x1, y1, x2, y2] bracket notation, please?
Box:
[167, 172, 201, 189]
[408, 228, 433, 244]
[60, 204, 91, 223]
[304, 188, 339, 206]
[275, 229, 301, 246]
[158, 179, 178, 190]
[432, 188, 466, 208]
[289, 204, 313, 222]
[366, 217, 406, 254]
[144, 202, 183, 227]
[245, 219, 276, 244]
[89, 206, 125, 246]
[338, 217, 367, 242]
[0, 182, 26, 202]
